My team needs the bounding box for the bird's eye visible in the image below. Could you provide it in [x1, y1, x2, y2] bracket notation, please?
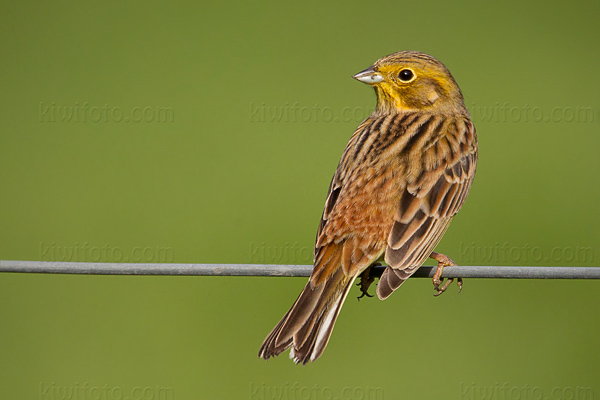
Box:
[398, 69, 414, 82]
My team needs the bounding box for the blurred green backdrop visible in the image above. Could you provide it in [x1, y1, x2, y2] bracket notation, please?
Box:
[1, 0, 599, 399]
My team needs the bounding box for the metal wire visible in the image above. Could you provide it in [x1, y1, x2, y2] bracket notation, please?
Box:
[1, 260, 599, 279]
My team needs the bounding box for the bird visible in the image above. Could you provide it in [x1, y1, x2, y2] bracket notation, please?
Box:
[258, 51, 478, 364]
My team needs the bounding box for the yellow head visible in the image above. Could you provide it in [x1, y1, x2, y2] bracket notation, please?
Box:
[353, 51, 468, 115]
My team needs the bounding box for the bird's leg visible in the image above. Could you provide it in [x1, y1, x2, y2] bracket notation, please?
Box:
[429, 252, 463, 297]
[357, 263, 380, 300]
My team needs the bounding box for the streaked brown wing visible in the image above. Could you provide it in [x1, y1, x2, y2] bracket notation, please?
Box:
[377, 119, 478, 299]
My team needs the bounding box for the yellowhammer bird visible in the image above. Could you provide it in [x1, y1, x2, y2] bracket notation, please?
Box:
[259, 51, 478, 364]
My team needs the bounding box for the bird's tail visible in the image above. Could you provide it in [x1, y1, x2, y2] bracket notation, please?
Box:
[258, 268, 354, 364]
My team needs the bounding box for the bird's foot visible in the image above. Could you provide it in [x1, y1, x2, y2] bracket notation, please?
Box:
[429, 252, 463, 297]
[357, 263, 380, 300]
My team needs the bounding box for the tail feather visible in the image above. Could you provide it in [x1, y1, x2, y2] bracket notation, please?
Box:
[377, 266, 414, 300]
[259, 269, 354, 364]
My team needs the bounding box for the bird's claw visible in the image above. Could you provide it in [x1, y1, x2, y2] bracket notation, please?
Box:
[356, 264, 379, 300]
[357, 288, 374, 300]
[430, 252, 463, 296]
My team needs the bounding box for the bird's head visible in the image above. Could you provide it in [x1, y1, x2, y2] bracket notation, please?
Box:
[353, 51, 468, 115]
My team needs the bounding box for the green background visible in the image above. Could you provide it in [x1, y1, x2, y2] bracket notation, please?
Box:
[1, 1, 599, 399]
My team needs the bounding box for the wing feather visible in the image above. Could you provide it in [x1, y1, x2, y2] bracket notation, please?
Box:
[378, 119, 477, 299]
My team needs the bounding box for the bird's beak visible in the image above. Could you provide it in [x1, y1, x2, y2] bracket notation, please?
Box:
[352, 66, 383, 84]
